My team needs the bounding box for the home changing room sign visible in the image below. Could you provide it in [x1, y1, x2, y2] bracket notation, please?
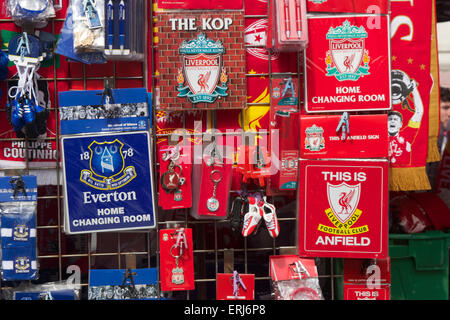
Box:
[298, 159, 389, 259]
[61, 131, 156, 234]
[304, 15, 391, 113]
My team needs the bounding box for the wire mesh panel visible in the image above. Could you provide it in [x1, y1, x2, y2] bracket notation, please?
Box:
[0, 0, 341, 300]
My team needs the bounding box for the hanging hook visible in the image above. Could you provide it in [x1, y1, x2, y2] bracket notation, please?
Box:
[336, 112, 349, 141]
[97, 77, 115, 105]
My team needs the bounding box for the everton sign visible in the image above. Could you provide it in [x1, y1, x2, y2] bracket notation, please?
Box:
[61, 132, 156, 234]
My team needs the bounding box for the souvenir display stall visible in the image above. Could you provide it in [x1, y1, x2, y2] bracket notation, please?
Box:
[0, 0, 447, 302]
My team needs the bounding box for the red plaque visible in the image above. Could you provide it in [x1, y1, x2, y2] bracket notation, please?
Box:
[298, 159, 389, 259]
[304, 15, 391, 113]
[300, 114, 388, 159]
[216, 273, 255, 300]
[344, 285, 390, 300]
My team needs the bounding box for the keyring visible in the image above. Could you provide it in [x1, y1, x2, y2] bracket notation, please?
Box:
[210, 169, 223, 183]
[170, 244, 182, 259]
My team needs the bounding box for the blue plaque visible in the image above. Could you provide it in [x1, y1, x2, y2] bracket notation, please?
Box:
[59, 88, 151, 135]
[61, 131, 156, 234]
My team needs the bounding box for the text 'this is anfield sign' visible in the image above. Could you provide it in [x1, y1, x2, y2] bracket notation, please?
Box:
[299, 160, 389, 259]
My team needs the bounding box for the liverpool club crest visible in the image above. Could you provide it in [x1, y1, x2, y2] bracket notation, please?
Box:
[325, 20, 370, 81]
[177, 33, 228, 104]
[80, 139, 137, 190]
[305, 125, 325, 151]
[327, 182, 361, 224]
[317, 182, 369, 236]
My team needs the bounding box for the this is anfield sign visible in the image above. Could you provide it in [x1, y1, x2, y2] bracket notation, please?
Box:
[304, 15, 391, 113]
[301, 114, 388, 159]
[299, 160, 389, 259]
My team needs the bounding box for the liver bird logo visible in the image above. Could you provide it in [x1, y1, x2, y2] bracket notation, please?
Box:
[343, 54, 355, 72]
[198, 71, 211, 93]
[338, 188, 356, 215]
[327, 182, 361, 223]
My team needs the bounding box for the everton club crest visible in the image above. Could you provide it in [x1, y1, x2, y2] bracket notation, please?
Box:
[325, 20, 370, 81]
[15, 257, 31, 272]
[177, 33, 229, 104]
[13, 225, 29, 240]
[319, 182, 368, 235]
[80, 139, 137, 191]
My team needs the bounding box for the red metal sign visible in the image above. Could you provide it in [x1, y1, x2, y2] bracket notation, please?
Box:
[306, 0, 389, 14]
[300, 114, 388, 159]
[344, 285, 390, 300]
[298, 159, 389, 259]
[216, 273, 255, 300]
[304, 15, 391, 113]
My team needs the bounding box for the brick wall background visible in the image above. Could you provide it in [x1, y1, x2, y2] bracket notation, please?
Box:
[156, 11, 246, 110]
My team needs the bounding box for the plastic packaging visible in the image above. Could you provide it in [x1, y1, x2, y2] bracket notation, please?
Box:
[6, 32, 50, 139]
[5, 0, 56, 28]
[269, 255, 324, 300]
[270, 0, 308, 52]
[104, 0, 145, 61]
[274, 278, 323, 300]
[0, 176, 38, 282]
[3, 281, 80, 300]
[55, 4, 107, 64]
[72, 0, 105, 53]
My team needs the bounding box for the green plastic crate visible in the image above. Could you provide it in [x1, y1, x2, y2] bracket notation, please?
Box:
[389, 230, 450, 300]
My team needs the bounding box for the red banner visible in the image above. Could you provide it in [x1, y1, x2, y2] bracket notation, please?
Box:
[306, 0, 389, 14]
[389, 0, 434, 190]
[304, 15, 391, 113]
[298, 159, 389, 259]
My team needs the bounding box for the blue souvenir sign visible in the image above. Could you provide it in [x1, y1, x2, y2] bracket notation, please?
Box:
[89, 268, 158, 300]
[14, 289, 77, 300]
[59, 88, 151, 135]
[61, 131, 156, 234]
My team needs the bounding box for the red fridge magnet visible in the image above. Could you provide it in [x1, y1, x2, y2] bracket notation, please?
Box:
[304, 15, 391, 113]
[159, 228, 195, 291]
[216, 272, 255, 300]
[300, 114, 388, 159]
[298, 159, 389, 259]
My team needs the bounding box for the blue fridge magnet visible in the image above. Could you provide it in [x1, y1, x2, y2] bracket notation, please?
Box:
[61, 131, 156, 234]
[58, 88, 150, 135]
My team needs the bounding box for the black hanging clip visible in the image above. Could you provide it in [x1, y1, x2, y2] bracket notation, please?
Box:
[121, 268, 138, 298]
[97, 77, 115, 105]
[9, 176, 27, 198]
